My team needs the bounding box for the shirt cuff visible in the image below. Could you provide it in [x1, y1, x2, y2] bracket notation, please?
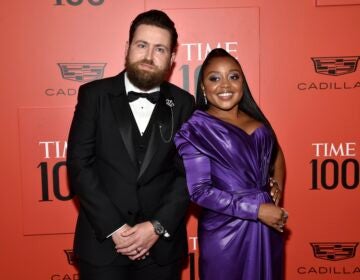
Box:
[106, 224, 128, 238]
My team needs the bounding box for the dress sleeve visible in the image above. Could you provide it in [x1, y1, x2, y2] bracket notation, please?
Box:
[175, 134, 260, 221]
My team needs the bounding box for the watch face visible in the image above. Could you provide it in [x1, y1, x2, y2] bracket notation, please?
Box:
[155, 223, 164, 235]
[152, 221, 164, 235]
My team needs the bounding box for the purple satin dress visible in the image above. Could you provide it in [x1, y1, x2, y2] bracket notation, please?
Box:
[175, 110, 283, 280]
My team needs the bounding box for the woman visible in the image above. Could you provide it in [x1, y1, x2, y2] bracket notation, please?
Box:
[174, 48, 288, 280]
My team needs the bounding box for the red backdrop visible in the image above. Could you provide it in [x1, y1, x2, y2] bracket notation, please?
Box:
[1, 0, 359, 279]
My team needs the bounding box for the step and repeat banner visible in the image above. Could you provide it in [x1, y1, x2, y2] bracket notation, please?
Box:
[1, 0, 359, 279]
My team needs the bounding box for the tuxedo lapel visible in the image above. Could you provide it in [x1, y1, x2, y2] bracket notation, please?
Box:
[108, 73, 138, 170]
[138, 85, 174, 180]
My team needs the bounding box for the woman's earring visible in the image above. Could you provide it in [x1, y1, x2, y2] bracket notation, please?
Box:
[203, 93, 208, 105]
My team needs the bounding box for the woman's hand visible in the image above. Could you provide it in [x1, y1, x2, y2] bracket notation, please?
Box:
[269, 177, 282, 206]
[258, 203, 288, 232]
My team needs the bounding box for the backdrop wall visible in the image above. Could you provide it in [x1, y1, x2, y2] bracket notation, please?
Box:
[1, 0, 359, 279]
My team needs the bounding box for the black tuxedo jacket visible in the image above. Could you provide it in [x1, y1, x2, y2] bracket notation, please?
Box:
[66, 71, 194, 266]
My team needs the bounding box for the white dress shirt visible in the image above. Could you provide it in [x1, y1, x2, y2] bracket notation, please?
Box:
[124, 72, 159, 135]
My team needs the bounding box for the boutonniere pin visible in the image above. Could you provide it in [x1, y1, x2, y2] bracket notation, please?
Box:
[160, 99, 175, 143]
[165, 99, 175, 108]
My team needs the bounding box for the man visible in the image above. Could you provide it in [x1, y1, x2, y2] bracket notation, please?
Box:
[66, 10, 194, 279]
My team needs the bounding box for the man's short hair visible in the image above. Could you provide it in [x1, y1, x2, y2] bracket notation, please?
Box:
[129, 9, 178, 53]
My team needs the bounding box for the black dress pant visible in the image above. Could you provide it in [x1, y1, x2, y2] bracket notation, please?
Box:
[78, 256, 182, 280]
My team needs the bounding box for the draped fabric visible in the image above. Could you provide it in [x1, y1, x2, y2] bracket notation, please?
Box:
[175, 110, 283, 280]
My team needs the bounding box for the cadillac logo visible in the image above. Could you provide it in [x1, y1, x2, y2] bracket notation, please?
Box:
[310, 242, 358, 261]
[311, 56, 360, 76]
[58, 63, 106, 82]
[64, 249, 76, 265]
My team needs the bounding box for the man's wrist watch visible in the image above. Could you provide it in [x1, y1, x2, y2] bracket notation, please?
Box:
[150, 220, 170, 238]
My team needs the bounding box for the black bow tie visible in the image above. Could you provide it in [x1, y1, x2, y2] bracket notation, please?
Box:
[127, 91, 160, 104]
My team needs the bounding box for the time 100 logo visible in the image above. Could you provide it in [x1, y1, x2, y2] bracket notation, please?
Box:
[310, 142, 359, 190]
[55, 0, 104, 6]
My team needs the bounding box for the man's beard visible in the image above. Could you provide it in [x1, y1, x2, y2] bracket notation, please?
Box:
[125, 56, 170, 91]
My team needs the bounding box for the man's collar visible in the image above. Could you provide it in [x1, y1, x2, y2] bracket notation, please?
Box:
[124, 72, 160, 95]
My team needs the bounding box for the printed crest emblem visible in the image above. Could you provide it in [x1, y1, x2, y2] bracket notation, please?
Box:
[311, 56, 359, 76]
[64, 249, 76, 265]
[58, 63, 106, 82]
[310, 242, 358, 261]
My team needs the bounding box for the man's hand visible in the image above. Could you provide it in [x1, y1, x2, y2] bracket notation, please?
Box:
[111, 224, 133, 248]
[115, 221, 159, 260]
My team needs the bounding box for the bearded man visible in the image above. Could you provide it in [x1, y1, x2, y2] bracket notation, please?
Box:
[66, 10, 194, 280]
